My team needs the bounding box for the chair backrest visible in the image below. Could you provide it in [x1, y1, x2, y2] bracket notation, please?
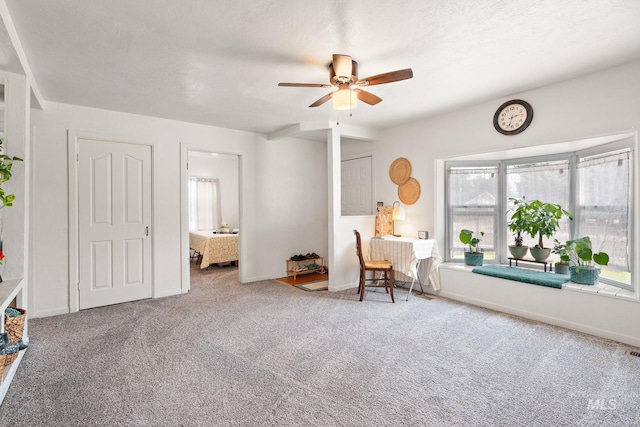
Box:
[353, 229, 365, 268]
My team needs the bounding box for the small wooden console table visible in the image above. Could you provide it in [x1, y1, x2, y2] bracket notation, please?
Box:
[508, 257, 552, 272]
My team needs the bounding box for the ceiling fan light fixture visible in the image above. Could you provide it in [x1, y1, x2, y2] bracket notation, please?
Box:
[332, 86, 357, 110]
[332, 54, 352, 79]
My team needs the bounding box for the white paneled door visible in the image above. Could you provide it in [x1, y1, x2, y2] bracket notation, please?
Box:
[341, 156, 373, 215]
[78, 139, 152, 309]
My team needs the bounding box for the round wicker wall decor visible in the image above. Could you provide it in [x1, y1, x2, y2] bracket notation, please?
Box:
[389, 157, 412, 185]
[398, 177, 421, 205]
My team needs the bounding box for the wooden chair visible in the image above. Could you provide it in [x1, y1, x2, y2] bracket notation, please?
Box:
[354, 230, 395, 303]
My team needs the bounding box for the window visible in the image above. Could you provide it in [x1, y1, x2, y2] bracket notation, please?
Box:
[188, 177, 221, 231]
[576, 149, 631, 284]
[444, 138, 634, 290]
[447, 165, 497, 261]
[506, 159, 571, 248]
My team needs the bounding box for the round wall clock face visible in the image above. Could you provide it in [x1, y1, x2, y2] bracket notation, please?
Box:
[493, 99, 533, 135]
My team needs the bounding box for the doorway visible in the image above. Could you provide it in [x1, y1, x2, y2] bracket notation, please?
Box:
[184, 150, 240, 288]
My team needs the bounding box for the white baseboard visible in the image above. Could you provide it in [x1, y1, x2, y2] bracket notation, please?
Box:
[436, 265, 640, 348]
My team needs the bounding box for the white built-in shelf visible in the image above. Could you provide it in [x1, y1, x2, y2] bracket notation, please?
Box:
[0, 278, 26, 405]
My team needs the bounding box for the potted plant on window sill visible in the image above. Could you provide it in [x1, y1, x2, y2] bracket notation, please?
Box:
[566, 236, 609, 285]
[459, 229, 484, 266]
[551, 238, 570, 275]
[524, 199, 572, 262]
[507, 196, 530, 259]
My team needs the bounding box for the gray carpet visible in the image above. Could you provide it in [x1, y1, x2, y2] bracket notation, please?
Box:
[1, 263, 639, 426]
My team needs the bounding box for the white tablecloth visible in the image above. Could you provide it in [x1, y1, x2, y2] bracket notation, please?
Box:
[369, 237, 442, 291]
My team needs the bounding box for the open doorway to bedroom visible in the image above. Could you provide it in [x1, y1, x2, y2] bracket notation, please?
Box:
[186, 150, 240, 285]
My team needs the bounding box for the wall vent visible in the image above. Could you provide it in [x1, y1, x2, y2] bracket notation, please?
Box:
[625, 349, 640, 358]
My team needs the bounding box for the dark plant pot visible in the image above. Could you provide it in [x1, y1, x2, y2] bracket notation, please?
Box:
[569, 266, 600, 285]
[555, 262, 570, 275]
[529, 247, 551, 262]
[464, 252, 484, 266]
[508, 245, 529, 259]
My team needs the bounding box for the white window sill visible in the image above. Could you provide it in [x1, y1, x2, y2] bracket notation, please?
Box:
[439, 262, 637, 302]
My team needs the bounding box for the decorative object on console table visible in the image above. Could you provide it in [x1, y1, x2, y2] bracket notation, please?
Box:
[391, 201, 405, 237]
[375, 205, 393, 236]
[418, 230, 428, 240]
[460, 229, 484, 266]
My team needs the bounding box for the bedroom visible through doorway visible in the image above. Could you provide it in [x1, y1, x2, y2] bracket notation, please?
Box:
[187, 151, 240, 283]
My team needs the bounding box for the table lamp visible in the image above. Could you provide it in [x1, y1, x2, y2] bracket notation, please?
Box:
[392, 201, 406, 237]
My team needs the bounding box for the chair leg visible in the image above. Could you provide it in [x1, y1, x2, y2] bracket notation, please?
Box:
[359, 271, 365, 302]
[389, 270, 395, 303]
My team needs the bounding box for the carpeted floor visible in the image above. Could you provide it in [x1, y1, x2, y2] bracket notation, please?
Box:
[0, 263, 639, 426]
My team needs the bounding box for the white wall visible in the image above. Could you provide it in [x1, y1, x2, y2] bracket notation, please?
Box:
[374, 60, 640, 346]
[29, 102, 328, 318]
[188, 154, 239, 230]
[376, 60, 640, 238]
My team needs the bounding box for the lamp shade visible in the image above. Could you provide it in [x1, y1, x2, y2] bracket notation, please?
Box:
[392, 204, 406, 221]
[333, 87, 357, 110]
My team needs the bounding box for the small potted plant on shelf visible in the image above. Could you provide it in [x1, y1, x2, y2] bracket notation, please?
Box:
[507, 196, 530, 259]
[459, 229, 484, 266]
[524, 199, 572, 262]
[551, 238, 570, 275]
[0, 138, 23, 208]
[565, 236, 609, 285]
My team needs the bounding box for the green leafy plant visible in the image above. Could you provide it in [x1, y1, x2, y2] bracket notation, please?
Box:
[552, 238, 570, 265]
[0, 138, 23, 208]
[459, 229, 484, 253]
[523, 199, 572, 249]
[507, 196, 531, 246]
[565, 236, 609, 268]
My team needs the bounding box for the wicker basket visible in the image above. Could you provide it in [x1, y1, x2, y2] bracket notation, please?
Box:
[0, 353, 6, 384]
[4, 308, 26, 366]
[569, 266, 600, 285]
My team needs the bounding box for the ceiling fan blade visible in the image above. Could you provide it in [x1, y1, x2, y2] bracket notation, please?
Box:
[309, 92, 333, 107]
[278, 82, 332, 88]
[354, 89, 382, 105]
[358, 68, 413, 86]
[332, 54, 353, 78]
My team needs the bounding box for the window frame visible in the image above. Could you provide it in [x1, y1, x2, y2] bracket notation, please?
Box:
[443, 137, 635, 291]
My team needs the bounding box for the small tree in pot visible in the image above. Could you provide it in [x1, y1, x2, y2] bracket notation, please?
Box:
[525, 200, 572, 262]
[459, 229, 484, 266]
[507, 197, 531, 259]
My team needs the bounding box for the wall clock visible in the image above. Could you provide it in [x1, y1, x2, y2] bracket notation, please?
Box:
[493, 99, 533, 135]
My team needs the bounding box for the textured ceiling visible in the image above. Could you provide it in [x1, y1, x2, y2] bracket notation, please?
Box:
[3, 0, 640, 136]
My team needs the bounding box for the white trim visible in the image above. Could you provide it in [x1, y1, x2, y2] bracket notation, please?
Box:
[436, 264, 640, 347]
[67, 130, 157, 312]
[0, 1, 45, 109]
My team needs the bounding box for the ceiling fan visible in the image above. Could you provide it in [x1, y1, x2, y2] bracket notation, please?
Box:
[278, 54, 413, 110]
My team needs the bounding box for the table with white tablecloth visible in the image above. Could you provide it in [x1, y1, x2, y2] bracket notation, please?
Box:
[189, 231, 239, 269]
[369, 237, 441, 297]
